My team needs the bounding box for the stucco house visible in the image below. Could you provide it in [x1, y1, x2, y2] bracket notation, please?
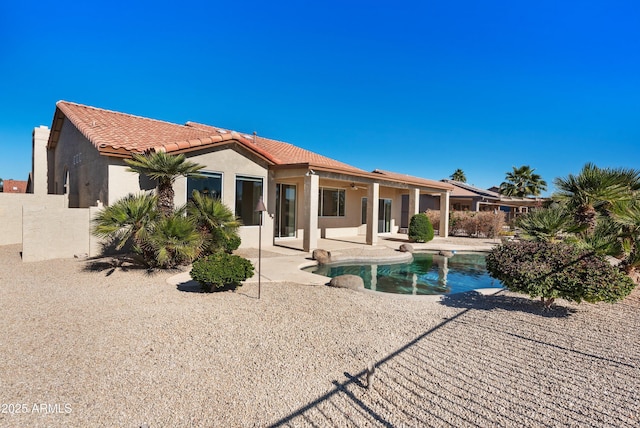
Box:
[42, 101, 453, 252]
[442, 179, 543, 220]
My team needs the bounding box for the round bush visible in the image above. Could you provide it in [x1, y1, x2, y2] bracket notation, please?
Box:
[408, 213, 434, 243]
[222, 233, 242, 253]
[190, 252, 255, 292]
[486, 241, 636, 306]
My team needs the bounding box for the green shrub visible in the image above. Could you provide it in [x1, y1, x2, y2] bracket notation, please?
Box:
[486, 241, 636, 307]
[221, 233, 241, 253]
[190, 252, 255, 292]
[408, 213, 434, 243]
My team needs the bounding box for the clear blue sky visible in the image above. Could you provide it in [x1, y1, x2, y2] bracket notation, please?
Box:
[1, 0, 639, 195]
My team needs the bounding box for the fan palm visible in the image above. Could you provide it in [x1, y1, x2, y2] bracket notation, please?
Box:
[187, 190, 241, 254]
[146, 212, 204, 268]
[91, 193, 158, 262]
[125, 151, 205, 217]
[450, 169, 467, 182]
[553, 163, 640, 233]
[609, 199, 640, 273]
[570, 216, 623, 257]
[516, 204, 583, 242]
[500, 165, 547, 197]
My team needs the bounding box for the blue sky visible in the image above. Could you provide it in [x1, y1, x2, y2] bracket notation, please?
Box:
[1, 0, 639, 195]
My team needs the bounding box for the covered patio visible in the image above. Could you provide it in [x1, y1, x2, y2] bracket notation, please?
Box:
[269, 167, 454, 252]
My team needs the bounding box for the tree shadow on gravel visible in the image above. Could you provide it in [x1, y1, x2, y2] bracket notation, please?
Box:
[267, 288, 637, 427]
[176, 280, 258, 299]
[176, 280, 203, 293]
[82, 255, 166, 277]
[440, 290, 577, 318]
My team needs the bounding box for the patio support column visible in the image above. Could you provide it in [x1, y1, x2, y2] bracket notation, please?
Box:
[439, 191, 450, 238]
[303, 172, 319, 252]
[366, 182, 379, 245]
[408, 187, 420, 220]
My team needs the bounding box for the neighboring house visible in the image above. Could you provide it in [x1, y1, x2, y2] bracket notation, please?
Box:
[2, 179, 28, 193]
[443, 180, 543, 220]
[41, 101, 453, 251]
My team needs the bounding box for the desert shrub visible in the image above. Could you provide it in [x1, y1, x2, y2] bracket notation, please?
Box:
[486, 240, 636, 307]
[476, 211, 506, 238]
[408, 213, 434, 243]
[190, 252, 255, 292]
[453, 212, 479, 236]
[425, 210, 440, 232]
[446, 211, 505, 238]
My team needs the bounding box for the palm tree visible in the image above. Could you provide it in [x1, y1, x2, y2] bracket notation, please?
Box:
[147, 212, 204, 268]
[609, 199, 640, 274]
[553, 163, 640, 233]
[450, 169, 467, 182]
[499, 165, 547, 197]
[516, 204, 583, 242]
[187, 190, 241, 254]
[91, 193, 158, 263]
[125, 151, 205, 217]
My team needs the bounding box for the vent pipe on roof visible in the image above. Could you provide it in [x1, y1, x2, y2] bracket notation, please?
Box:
[253, 131, 257, 144]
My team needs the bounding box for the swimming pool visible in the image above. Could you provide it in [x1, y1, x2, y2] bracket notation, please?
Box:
[304, 252, 502, 295]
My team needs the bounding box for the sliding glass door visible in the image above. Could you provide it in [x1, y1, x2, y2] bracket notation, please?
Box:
[275, 183, 297, 238]
[378, 199, 392, 233]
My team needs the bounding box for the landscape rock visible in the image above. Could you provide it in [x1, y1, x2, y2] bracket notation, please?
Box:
[328, 274, 364, 290]
[605, 255, 622, 267]
[399, 243, 414, 253]
[312, 249, 332, 264]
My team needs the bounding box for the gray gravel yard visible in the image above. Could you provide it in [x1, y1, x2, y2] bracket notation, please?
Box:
[0, 244, 638, 427]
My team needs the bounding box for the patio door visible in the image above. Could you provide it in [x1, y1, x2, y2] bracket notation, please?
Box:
[378, 199, 392, 233]
[275, 183, 297, 238]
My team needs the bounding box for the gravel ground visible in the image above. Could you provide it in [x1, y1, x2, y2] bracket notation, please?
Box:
[0, 244, 638, 427]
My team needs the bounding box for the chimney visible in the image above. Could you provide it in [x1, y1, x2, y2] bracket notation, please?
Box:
[32, 125, 50, 195]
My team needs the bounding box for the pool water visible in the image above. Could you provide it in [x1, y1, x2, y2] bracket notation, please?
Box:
[305, 252, 502, 295]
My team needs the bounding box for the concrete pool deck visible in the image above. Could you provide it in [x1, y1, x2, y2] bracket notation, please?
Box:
[167, 234, 501, 289]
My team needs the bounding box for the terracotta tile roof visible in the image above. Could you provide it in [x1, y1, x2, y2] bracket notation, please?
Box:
[372, 170, 454, 191]
[2, 179, 28, 193]
[49, 101, 450, 190]
[185, 122, 367, 173]
[51, 101, 363, 171]
[52, 101, 227, 154]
